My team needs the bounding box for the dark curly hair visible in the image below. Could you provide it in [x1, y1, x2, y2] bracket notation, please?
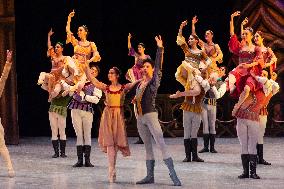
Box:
[89, 63, 100, 74]
[56, 42, 64, 48]
[188, 34, 200, 43]
[142, 58, 155, 68]
[138, 42, 145, 48]
[206, 30, 214, 35]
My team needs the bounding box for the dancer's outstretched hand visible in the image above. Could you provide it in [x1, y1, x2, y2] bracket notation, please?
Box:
[68, 10, 75, 18]
[180, 20, 188, 28]
[128, 33, 132, 39]
[48, 28, 54, 37]
[192, 16, 198, 24]
[6, 50, 12, 63]
[231, 11, 240, 19]
[241, 17, 248, 26]
[155, 35, 163, 48]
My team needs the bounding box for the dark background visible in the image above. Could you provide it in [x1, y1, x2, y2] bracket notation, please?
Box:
[15, 0, 235, 137]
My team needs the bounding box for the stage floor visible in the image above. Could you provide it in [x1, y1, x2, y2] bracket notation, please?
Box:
[1, 137, 284, 189]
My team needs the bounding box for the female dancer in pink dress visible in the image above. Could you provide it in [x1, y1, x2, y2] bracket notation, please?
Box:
[126, 33, 151, 82]
[127, 33, 150, 144]
[87, 66, 138, 183]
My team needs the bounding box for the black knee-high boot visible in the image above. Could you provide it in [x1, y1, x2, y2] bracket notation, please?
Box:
[257, 144, 271, 165]
[183, 139, 191, 162]
[209, 134, 218, 153]
[191, 138, 204, 162]
[199, 134, 209, 153]
[52, 140, 59, 158]
[73, 145, 84, 167]
[84, 145, 94, 167]
[238, 154, 249, 179]
[249, 154, 260, 179]
[59, 140, 67, 158]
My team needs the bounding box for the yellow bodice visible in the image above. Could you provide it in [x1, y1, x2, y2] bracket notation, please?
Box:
[73, 42, 93, 64]
[105, 85, 125, 107]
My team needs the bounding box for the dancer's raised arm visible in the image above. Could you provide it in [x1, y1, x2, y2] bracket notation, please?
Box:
[47, 28, 54, 50]
[87, 74, 107, 91]
[85, 65, 106, 91]
[66, 10, 78, 46]
[127, 33, 139, 58]
[0, 50, 13, 97]
[47, 28, 54, 57]
[230, 11, 240, 36]
[191, 16, 198, 35]
[148, 35, 164, 87]
[177, 20, 190, 54]
[128, 33, 132, 50]
[191, 16, 206, 49]
[228, 11, 242, 55]
[178, 20, 187, 37]
[241, 17, 248, 35]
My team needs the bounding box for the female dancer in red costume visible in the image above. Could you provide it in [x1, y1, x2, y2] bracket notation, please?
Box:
[253, 31, 277, 75]
[227, 12, 264, 115]
[253, 31, 278, 165]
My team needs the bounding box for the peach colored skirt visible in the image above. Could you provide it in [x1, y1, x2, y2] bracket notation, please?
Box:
[98, 107, 130, 157]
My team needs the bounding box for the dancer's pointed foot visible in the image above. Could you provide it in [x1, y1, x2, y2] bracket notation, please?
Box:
[109, 169, 116, 183]
[8, 168, 15, 178]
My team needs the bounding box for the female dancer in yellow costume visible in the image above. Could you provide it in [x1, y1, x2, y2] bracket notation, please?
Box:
[175, 20, 212, 92]
[66, 10, 101, 69]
